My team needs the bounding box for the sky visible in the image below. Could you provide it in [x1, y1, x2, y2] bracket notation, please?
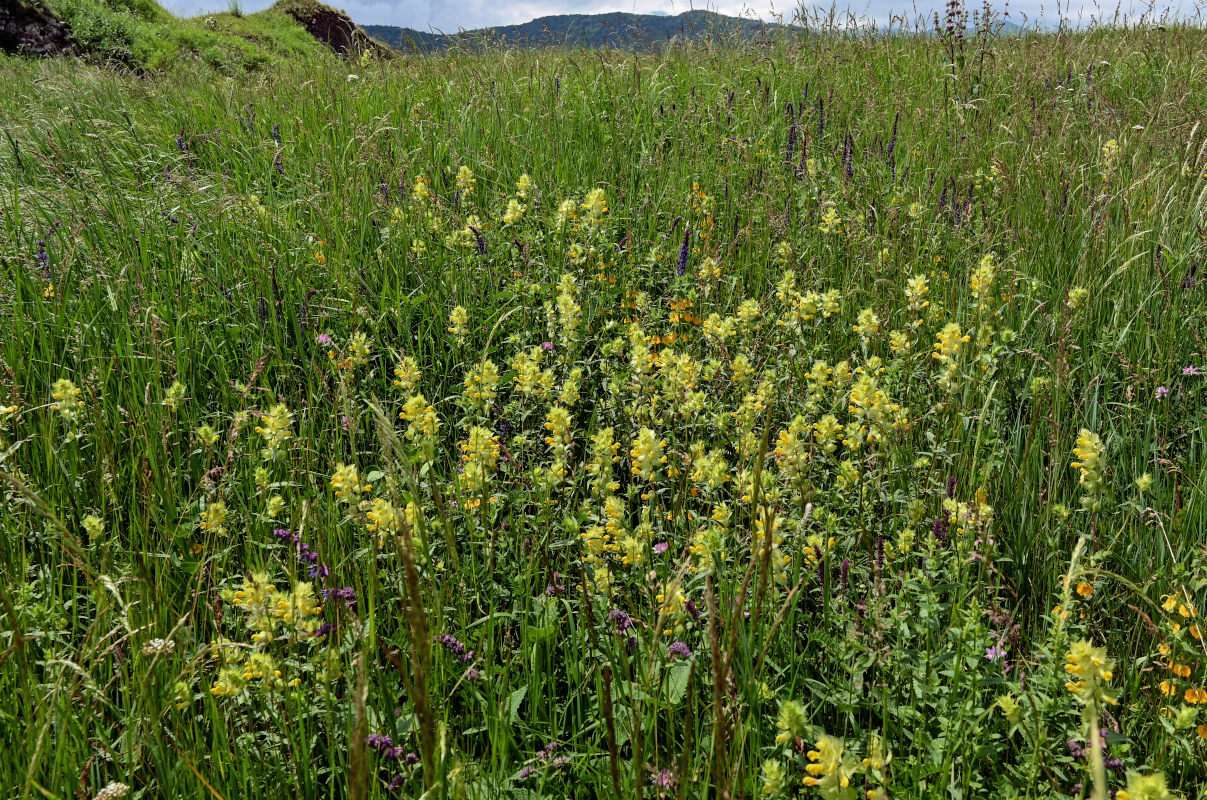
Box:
[158, 0, 1192, 35]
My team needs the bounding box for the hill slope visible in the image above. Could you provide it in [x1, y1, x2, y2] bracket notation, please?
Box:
[1, 0, 383, 71]
[364, 9, 788, 52]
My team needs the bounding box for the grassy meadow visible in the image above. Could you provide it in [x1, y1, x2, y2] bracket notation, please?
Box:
[3, 18, 1207, 800]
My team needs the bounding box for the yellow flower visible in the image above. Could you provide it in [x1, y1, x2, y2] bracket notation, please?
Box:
[1063, 639, 1117, 710]
[774, 699, 806, 744]
[455, 165, 476, 194]
[630, 427, 666, 482]
[515, 172, 535, 198]
[331, 463, 366, 503]
[162, 381, 186, 410]
[255, 403, 292, 461]
[200, 500, 228, 534]
[1115, 769, 1177, 800]
[196, 424, 220, 448]
[51, 378, 85, 422]
[449, 305, 470, 345]
[400, 393, 439, 440]
[581, 187, 608, 218]
[1071, 428, 1105, 510]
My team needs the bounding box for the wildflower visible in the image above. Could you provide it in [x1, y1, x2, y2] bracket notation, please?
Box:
[853, 307, 880, 340]
[761, 760, 786, 795]
[516, 172, 535, 198]
[345, 331, 372, 369]
[331, 463, 367, 503]
[996, 694, 1021, 724]
[1101, 139, 1120, 165]
[463, 360, 500, 413]
[256, 403, 292, 461]
[667, 641, 692, 660]
[1136, 473, 1153, 493]
[818, 205, 842, 234]
[393, 357, 421, 392]
[51, 378, 85, 423]
[775, 699, 807, 744]
[1156, 386, 1169, 400]
[555, 198, 577, 228]
[162, 381, 186, 410]
[400, 394, 439, 440]
[581, 188, 608, 219]
[1064, 639, 1117, 713]
[803, 733, 859, 799]
[630, 428, 666, 482]
[1115, 770, 1178, 800]
[1183, 366, 1200, 376]
[970, 253, 996, 307]
[82, 514, 105, 538]
[366, 497, 402, 538]
[196, 424, 220, 448]
[200, 501, 228, 535]
[264, 495, 285, 519]
[449, 305, 469, 345]
[1071, 428, 1106, 510]
[460, 426, 500, 492]
[1067, 287, 1090, 310]
[932, 323, 970, 367]
[455, 165, 476, 194]
[503, 198, 526, 226]
[1076, 582, 1094, 597]
[555, 273, 582, 347]
[141, 638, 175, 656]
[92, 782, 130, 800]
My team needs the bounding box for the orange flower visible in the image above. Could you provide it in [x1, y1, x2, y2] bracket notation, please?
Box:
[1198, 724, 1207, 740]
[1159, 680, 1177, 696]
[1076, 582, 1094, 597]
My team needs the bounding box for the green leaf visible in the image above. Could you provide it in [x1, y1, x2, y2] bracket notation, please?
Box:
[667, 662, 691, 706]
[506, 685, 528, 724]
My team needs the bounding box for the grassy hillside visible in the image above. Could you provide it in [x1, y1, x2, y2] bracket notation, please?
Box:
[364, 9, 789, 53]
[3, 20, 1207, 800]
[20, 0, 345, 71]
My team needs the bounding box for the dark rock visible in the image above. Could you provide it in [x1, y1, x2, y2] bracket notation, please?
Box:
[273, 0, 391, 59]
[0, 0, 76, 57]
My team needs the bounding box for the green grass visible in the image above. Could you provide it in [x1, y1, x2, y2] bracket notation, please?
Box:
[42, 0, 329, 71]
[2, 18, 1207, 800]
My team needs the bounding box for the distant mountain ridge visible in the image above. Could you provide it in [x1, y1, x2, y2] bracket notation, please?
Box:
[363, 10, 790, 53]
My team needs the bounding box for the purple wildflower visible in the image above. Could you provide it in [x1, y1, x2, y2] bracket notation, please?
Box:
[435, 633, 473, 661]
[677, 227, 690, 276]
[317, 333, 333, 345]
[323, 586, 357, 608]
[367, 733, 394, 750]
[667, 641, 692, 660]
[1183, 366, 1200, 376]
[985, 644, 1006, 662]
[609, 608, 634, 633]
[653, 542, 669, 554]
[1156, 386, 1169, 399]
